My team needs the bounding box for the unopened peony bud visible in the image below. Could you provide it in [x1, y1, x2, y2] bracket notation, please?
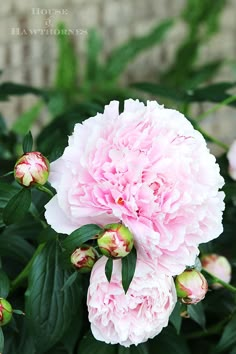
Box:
[175, 269, 208, 304]
[201, 254, 231, 289]
[14, 152, 49, 187]
[0, 298, 12, 326]
[227, 140, 236, 180]
[97, 223, 134, 258]
[71, 246, 97, 273]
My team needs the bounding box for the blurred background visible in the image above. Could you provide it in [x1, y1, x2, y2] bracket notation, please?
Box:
[0, 0, 236, 154]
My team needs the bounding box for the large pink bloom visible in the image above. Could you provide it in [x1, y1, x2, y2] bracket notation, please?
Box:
[45, 100, 224, 275]
[87, 256, 176, 347]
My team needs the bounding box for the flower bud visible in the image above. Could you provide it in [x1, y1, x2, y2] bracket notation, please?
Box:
[97, 223, 134, 258]
[0, 298, 12, 326]
[227, 140, 236, 180]
[14, 152, 50, 187]
[71, 246, 97, 273]
[175, 269, 208, 304]
[201, 254, 231, 289]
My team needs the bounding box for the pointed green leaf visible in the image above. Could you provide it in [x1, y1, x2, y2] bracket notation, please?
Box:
[215, 313, 236, 353]
[188, 302, 206, 329]
[61, 271, 78, 292]
[3, 188, 31, 225]
[0, 328, 4, 354]
[169, 301, 182, 334]
[105, 19, 174, 80]
[118, 343, 149, 354]
[0, 270, 10, 298]
[62, 224, 102, 253]
[25, 241, 83, 353]
[86, 29, 102, 81]
[13, 309, 25, 316]
[105, 257, 113, 282]
[121, 247, 137, 293]
[149, 326, 190, 354]
[12, 102, 43, 135]
[77, 331, 117, 354]
[22, 131, 33, 153]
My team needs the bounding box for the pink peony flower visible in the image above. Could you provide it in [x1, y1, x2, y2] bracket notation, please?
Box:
[45, 100, 224, 275]
[87, 256, 176, 347]
[201, 254, 231, 288]
[227, 140, 236, 180]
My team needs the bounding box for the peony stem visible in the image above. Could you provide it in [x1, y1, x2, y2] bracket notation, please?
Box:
[202, 269, 236, 293]
[36, 185, 54, 198]
[196, 126, 229, 150]
[10, 243, 45, 293]
[196, 95, 236, 123]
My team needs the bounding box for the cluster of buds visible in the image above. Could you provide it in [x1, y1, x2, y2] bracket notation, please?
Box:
[0, 298, 12, 326]
[175, 254, 232, 304]
[14, 152, 50, 187]
[70, 223, 134, 273]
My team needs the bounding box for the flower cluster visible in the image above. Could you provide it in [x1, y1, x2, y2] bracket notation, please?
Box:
[45, 100, 225, 346]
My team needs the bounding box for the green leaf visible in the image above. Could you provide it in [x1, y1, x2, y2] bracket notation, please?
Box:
[22, 131, 33, 153]
[132, 81, 236, 106]
[54, 22, 77, 91]
[62, 224, 102, 253]
[0, 234, 34, 264]
[0, 270, 10, 298]
[0, 82, 44, 99]
[25, 241, 83, 353]
[149, 326, 190, 354]
[13, 309, 25, 316]
[215, 313, 236, 353]
[105, 19, 174, 80]
[118, 343, 149, 354]
[77, 331, 117, 354]
[86, 29, 102, 81]
[169, 302, 182, 334]
[37, 226, 58, 243]
[121, 248, 137, 293]
[0, 328, 4, 354]
[12, 102, 43, 135]
[61, 271, 78, 291]
[187, 302, 206, 329]
[61, 313, 83, 354]
[131, 82, 187, 102]
[3, 188, 31, 225]
[105, 257, 113, 282]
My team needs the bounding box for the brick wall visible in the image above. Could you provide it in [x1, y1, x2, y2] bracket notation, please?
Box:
[0, 0, 236, 151]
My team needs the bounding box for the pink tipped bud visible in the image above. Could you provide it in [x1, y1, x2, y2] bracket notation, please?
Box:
[71, 246, 97, 273]
[14, 152, 49, 187]
[227, 140, 236, 180]
[97, 223, 134, 259]
[201, 254, 231, 289]
[175, 269, 208, 304]
[0, 298, 12, 326]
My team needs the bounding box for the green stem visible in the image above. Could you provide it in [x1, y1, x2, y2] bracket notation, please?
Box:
[197, 126, 229, 150]
[202, 269, 236, 293]
[186, 316, 231, 339]
[196, 95, 236, 123]
[10, 243, 45, 293]
[36, 185, 54, 198]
